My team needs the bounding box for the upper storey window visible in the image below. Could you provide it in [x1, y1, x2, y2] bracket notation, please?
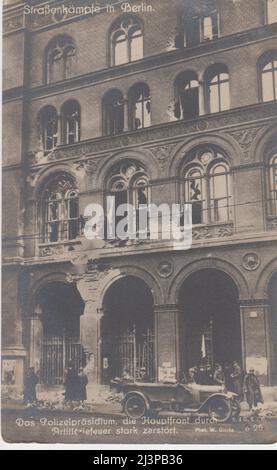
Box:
[177, 1, 219, 48]
[129, 83, 151, 130]
[206, 65, 230, 113]
[46, 36, 76, 84]
[39, 106, 58, 152]
[103, 90, 125, 136]
[268, 154, 277, 216]
[110, 15, 143, 66]
[61, 100, 81, 145]
[260, 52, 277, 102]
[175, 72, 200, 120]
[267, 0, 277, 24]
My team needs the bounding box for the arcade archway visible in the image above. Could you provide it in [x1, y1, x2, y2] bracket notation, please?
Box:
[179, 269, 242, 373]
[101, 276, 155, 384]
[35, 281, 85, 385]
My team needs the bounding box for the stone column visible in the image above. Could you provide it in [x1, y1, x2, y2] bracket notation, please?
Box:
[240, 299, 271, 385]
[154, 304, 181, 382]
[29, 305, 43, 371]
[57, 113, 62, 146]
[123, 97, 129, 132]
[199, 81, 206, 116]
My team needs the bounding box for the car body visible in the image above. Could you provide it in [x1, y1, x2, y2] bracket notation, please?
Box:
[111, 381, 241, 422]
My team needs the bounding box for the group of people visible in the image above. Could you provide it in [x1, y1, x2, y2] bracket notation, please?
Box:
[181, 361, 264, 410]
[23, 363, 88, 405]
[63, 364, 88, 403]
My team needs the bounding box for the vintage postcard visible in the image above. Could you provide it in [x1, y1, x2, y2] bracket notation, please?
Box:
[1, 0, 277, 446]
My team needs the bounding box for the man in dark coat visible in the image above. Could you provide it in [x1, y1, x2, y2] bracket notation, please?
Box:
[230, 362, 244, 400]
[24, 368, 39, 404]
[214, 364, 225, 387]
[64, 362, 78, 402]
[244, 369, 264, 410]
[78, 368, 88, 403]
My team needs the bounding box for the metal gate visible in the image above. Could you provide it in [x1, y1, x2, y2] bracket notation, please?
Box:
[41, 337, 84, 385]
[115, 327, 155, 381]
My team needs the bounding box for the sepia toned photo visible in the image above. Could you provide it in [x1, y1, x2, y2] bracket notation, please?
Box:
[1, 0, 277, 447]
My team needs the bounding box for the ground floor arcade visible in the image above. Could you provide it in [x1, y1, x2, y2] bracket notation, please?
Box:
[2, 253, 277, 393]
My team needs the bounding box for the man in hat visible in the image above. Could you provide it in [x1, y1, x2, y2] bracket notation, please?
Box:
[244, 369, 264, 411]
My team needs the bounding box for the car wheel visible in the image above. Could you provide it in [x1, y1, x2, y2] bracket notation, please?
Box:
[124, 395, 147, 419]
[208, 397, 233, 423]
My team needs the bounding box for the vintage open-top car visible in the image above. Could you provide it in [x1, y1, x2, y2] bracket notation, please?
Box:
[111, 381, 241, 423]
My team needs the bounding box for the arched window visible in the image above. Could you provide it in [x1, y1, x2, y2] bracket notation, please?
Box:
[184, 167, 204, 225]
[39, 106, 58, 152]
[175, 72, 199, 120]
[183, 147, 232, 225]
[260, 52, 277, 102]
[206, 65, 230, 113]
[42, 175, 79, 243]
[107, 161, 149, 236]
[129, 83, 151, 130]
[209, 162, 232, 222]
[110, 16, 143, 66]
[177, 1, 219, 48]
[266, 0, 277, 24]
[46, 36, 76, 84]
[61, 100, 81, 145]
[103, 90, 124, 136]
[269, 154, 277, 216]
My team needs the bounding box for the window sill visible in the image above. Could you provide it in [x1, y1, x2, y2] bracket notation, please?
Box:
[38, 239, 82, 257]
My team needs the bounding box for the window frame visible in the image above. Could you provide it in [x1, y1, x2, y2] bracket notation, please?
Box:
[129, 83, 151, 131]
[268, 154, 277, 217]
[110, 16, 144, 67]
[42, 176, 79, 244]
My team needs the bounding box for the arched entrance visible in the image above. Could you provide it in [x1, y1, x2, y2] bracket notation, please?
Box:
[179, 269, 242, 373]
[268, 272, 277, 385]
[35, 282, 85, 385]
[101, 276, 155, 384]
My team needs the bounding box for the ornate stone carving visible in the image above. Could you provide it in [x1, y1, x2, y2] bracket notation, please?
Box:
[192, 224, 234, 240]
[150, 144, 176, 171]
[3, 15, 24, 34]
[267, 219, 277, 231]
[242, 253, 260, 271]
[27, 105, 277, 168]
[157, 261, 174, 278]
[229, 127, 264, 161]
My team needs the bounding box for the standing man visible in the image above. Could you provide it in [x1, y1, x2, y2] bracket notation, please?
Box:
[244, 369, 264, 411]
[78, 367, 88, 404]
[24, 367, 39, 404]
[230, 362, 243, 400]
[214, 364, 225, 387]
[64, 361, 78, 402]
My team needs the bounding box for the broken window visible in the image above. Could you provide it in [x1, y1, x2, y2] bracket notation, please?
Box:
[178, 1, 219, 48]
[183, 147, 232, 225]
[184, 168, 204, 225]
[261, 55, 277, 102]
[129, 83, 151, 130]
[39, 106, 58, 152]
[175, 72, 200, 120]
[103, 90, 125, 136]
[61, 100, 81, 145]
[43, 175, 79, 243]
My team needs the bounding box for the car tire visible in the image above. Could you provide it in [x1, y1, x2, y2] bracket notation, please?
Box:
[207, 397, 233, 423]
[124, 395, 147, 419]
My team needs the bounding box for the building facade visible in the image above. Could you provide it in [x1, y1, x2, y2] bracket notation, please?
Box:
[2, 0, 277, 394]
